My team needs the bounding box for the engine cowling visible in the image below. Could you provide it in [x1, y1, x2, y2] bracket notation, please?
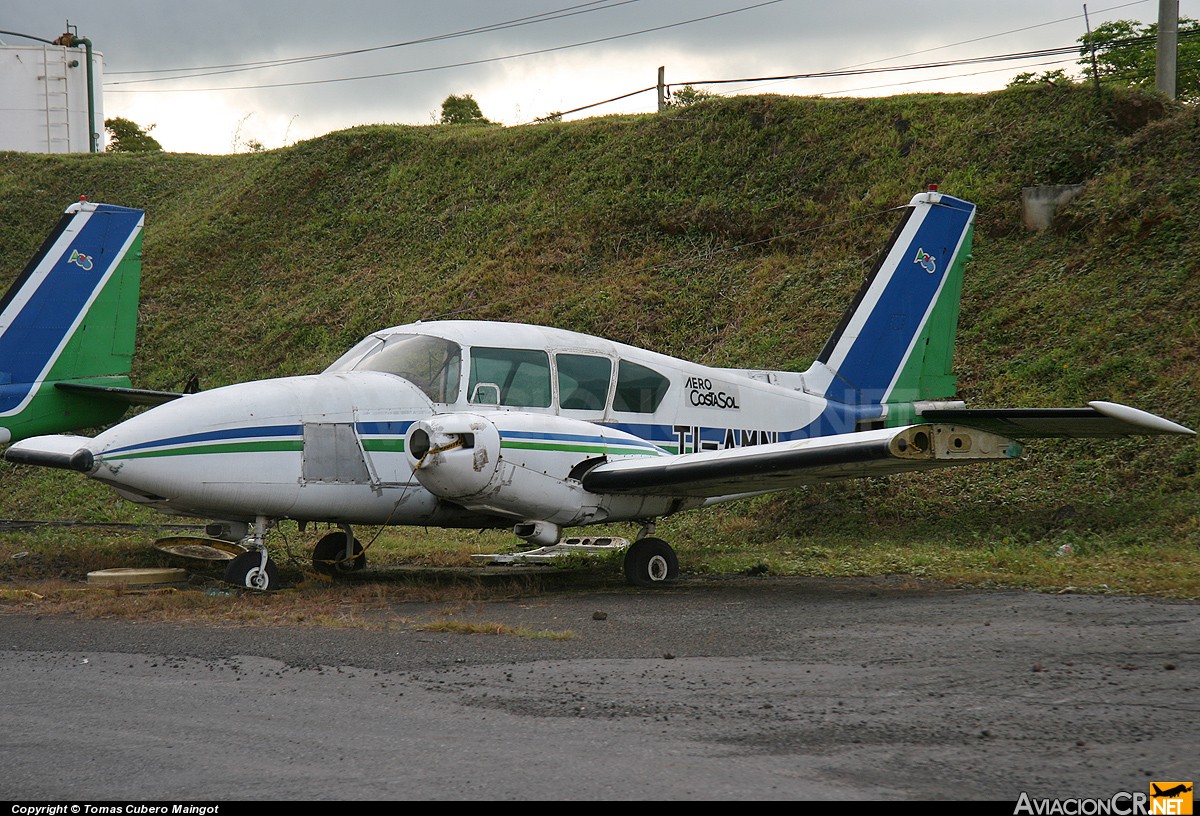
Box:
[404, 413, 501, 499]
[405, 411, 696, 529]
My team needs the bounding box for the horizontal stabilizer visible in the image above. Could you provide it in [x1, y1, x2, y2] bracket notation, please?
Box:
[582, 424, 1022, 499]
[4, 434, 95, 472]
[55, 381, 185, 407]
[919, 401, 1194, 438]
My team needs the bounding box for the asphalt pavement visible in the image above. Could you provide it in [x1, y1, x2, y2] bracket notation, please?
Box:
[2, 575, 1196, 801]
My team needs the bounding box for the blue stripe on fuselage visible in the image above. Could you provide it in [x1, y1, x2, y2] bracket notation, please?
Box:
[355, 420, 414, 436]
[609, 401, 879, 453]
[102, 424, 303, 456]
[101, 421, 412, 457]
[500, 429, 663, 452]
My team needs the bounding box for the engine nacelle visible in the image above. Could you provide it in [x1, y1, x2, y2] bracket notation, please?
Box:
[404, 411, 675, 528]
[404, 413, 501, 499]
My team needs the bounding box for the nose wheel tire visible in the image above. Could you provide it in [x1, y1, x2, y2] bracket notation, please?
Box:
[623, 537, 679, 587]
[224, 551, 280, 590]
[312, 532, 366, 576]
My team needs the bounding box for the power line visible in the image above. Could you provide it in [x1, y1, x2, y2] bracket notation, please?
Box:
[533, 85, 659, 122]
[711, 0, 1155, 97]
[106, 0, 641, 81]
[672, 44, 1090, 87]
[104, 1, 785, 93]
[840, 0, 1152, 70]
[530, 23, 1198, 123]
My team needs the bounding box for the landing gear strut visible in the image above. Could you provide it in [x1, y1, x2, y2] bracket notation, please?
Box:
[224, 515, 280, 590]
[623, 521, 679, 587]
[311, 524, 366, 576]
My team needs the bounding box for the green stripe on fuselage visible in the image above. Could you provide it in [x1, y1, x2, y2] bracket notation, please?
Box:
[104, 440, 303, 461]
[500, 440, 662, 456]
[361, 438, 406, 453]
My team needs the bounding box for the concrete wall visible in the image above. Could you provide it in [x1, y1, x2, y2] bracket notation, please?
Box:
[1021, 184, 1086, 231]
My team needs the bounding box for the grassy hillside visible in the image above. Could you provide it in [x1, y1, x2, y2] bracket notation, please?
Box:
[1, 85, 1196, 592]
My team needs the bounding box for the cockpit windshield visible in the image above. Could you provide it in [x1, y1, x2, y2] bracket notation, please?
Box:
[328, 333, 462, 404]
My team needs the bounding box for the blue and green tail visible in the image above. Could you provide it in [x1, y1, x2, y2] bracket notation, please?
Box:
[804, 190, 976, 428]
[0, 200, 146, 444]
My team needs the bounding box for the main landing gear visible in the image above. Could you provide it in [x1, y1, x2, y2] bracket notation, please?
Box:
[311, 524, 367, 576]
[622, 522, 679, 587]
[222, 519, 368, 590]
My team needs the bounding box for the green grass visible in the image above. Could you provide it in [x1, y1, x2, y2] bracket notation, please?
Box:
[1, 85, 1197, 607]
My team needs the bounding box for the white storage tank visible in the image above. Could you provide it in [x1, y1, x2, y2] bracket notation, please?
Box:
[0, 40, 104, 153]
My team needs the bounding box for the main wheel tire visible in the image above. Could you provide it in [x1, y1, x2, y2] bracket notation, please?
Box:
[623, 537, 679, 587]
[224, 551, 280, 590]
[311, 532, 366, 576]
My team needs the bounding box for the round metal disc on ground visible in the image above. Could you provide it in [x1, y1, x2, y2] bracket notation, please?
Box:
[87, 568, 188, 587]
[154, 536, 246, 562]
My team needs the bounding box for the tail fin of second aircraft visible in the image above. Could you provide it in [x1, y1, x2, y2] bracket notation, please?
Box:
[0, 200, 146, 444]
[804, 189, 975, 412]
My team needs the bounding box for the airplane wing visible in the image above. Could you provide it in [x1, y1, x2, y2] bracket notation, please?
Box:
[918, 401, 1196, 438]
[582, 402, 1193, 501]
[582, 423, 1024, 499]
[54, 381, 185, 407]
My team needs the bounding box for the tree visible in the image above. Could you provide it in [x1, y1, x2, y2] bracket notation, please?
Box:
[1007, 69, 1074, 88]
[439, 94, 493, 125]
[1078, 18, 1200, 101]
[668, 85, 714, 108]
[104, 117, 163, 152]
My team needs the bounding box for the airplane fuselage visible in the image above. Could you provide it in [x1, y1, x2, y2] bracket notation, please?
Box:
[76, 320, 870, 532]
[8, 190, 1191, 589]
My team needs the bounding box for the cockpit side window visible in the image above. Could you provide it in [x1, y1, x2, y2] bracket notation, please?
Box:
[345, 333, 462, 403]
[469, 347, 552, 408]
[556, 354, 612, 411]
[613, 359, 670, 413]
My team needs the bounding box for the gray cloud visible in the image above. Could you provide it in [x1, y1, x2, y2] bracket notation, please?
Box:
[2, 0, 1182, 152]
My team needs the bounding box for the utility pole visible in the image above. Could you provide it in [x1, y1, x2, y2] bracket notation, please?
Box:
[1083, 5, 1103, 100]
[657, 66, 667, 112]
[1156, 0, 1178, 99]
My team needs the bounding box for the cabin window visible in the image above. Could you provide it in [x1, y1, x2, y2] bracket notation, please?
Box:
[613, 359, 670, 413]
[469, 347, 552, 408]
[556, 354, 612, 411]
[323, 336, 383, 373]
[345, 333, 461, 404]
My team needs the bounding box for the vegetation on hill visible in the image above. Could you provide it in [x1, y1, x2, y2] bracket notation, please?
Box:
[0, 84, 1196, 595]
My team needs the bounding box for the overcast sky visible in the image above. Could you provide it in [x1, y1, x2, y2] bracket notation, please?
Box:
[3, 0, 1194, 154]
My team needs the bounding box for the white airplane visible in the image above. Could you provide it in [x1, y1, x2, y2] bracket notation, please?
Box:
[5, 189, 1193, 588]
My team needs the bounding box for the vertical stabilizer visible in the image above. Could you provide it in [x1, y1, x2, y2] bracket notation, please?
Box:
[0, 200, 145, 443]
[805, 190, 975, 409]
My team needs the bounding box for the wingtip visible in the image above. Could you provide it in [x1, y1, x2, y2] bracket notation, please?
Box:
[1088, 401, 1196, 436]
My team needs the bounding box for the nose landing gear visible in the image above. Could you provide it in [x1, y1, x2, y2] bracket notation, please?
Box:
[224, 549, 280, 590]
[223, 515, 281, 590]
